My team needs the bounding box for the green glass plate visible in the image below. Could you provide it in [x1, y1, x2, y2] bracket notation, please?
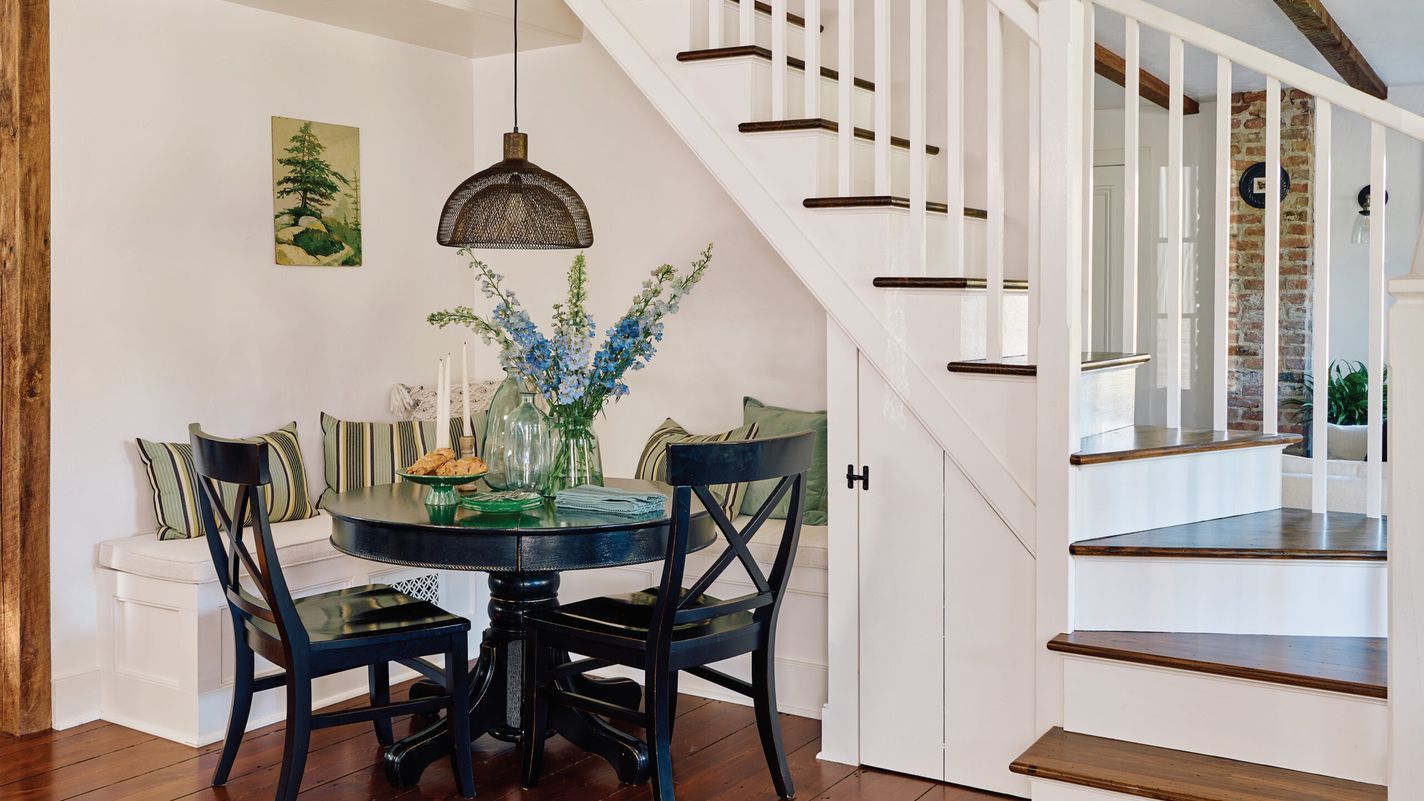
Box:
[460, 491, 545, 514]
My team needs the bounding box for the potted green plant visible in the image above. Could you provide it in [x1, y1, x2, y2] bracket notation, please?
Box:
[1284, 360, 1387, 461]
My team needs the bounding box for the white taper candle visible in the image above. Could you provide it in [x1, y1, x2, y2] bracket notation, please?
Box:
[461, 342, 471, 439]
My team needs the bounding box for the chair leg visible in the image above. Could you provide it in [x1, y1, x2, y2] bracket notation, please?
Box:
[447, 633, 475, 799]
[752, 646, 794, 800]
[274, 673, 313, 801]
[212, 641, 255, 786]
[520, 627, 550, 789]
[369, 662, 394, 747]
[667, 670, 680, 737]
[644, 668, 677, 801]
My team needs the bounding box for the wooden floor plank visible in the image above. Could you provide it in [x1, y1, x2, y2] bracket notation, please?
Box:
[1011, 727, 1386, 801]
[1071, 426, 1301, 465]
[1071, 508, 1387, 560]
[5, 686, 1003, 801]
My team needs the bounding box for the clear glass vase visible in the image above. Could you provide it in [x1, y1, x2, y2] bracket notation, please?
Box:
[544, 410, 603, 497]
[503, 393, 551, 494]
[481, 372, 524, 490]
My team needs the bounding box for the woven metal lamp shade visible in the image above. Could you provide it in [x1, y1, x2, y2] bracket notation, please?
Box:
[437, 132, 593, 249]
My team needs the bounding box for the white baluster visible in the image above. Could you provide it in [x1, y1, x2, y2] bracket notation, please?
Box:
[708, 0, 723, 48]
[1213, 55, 1231, 430]
[1081, 1, 1095, 351]
[1368, 121, 1387, 518]
[947, 0, 965, 281]
[1027, 42, 1041, 362]
[740, 0, 754, 47]
[1122, 17, 1139, 354]
[1312, 100, 1332, 512]
[1264, 77, 1281, 435]
[771, 0, 787, 120]
[987, 9, 1005, 361]
[909, 0, 927, 273]
[837, 0, 853, 195]
[873, 0, 891, 195]
[1166, 35, 1184, 427]
[804, 0, 821, 118]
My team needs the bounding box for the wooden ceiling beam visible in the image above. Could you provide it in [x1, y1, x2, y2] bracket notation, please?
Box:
[1094, 44, 1201, 115]
[1271, 0, 1387, 99]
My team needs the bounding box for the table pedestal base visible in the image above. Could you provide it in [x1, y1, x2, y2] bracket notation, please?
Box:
[383, 571, 649, 789]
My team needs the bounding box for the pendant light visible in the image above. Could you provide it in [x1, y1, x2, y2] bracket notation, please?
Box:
[437, 0, 593, 249]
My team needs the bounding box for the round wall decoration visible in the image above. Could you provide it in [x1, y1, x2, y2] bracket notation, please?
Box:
[1238, 162, 1290, 209]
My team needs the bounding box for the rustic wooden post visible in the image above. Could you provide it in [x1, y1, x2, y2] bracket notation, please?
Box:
[0, 0, 52, 736]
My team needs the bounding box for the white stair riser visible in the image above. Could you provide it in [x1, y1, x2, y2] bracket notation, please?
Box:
[1080, 367, 1138, 437]
[1074, 448, 1284, 540]
[695, 0, 811, 61]
[1062, 656, 1387, 785]
[801, 210, 991, 278]
[738, 129, 938, 200]
[1074, 557, 1386, 636]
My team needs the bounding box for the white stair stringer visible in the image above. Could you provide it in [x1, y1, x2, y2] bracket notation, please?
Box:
[1060, 654, 1387, 785]
[566, 0, 1038, 545]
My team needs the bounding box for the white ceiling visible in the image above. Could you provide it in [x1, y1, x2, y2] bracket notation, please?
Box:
[222, 0, 583, 58]
[1094, 0, 1424, 106]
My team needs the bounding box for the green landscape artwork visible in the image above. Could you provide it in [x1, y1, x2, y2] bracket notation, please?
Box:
[272, 116, 362, 266]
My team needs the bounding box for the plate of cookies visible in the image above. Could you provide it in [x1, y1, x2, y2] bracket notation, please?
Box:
[397, 448, 488, 506]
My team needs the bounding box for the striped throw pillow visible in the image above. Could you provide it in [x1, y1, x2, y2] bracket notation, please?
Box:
[136, 423, 318, 541]
[319, 412, 476, 506]
[634, 418, 760, 518]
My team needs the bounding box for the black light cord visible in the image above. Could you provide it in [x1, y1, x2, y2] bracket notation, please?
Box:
[513, 0, 519, 133]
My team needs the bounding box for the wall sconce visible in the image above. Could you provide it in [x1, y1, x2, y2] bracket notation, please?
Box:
[1352, 185, 1388, 245]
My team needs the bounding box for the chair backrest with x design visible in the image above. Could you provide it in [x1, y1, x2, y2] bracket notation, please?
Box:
[652, 432, 815, 648]
[189, 423, 309, 655]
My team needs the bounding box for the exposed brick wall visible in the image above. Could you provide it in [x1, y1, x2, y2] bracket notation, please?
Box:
[1228, 89, 1314, 437]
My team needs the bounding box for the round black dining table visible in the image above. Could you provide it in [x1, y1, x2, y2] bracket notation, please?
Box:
[324, 478, 716, 789]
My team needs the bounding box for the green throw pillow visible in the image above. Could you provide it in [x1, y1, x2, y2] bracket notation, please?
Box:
[137, 422, 318, 541]
[319, 412, 477, 507]
[739, 397, 828, 525]
[635, 418, 760, 518]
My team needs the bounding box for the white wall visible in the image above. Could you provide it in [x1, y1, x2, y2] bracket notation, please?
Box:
[1328, 83, 1424, 367]
[466, 37, 828, 476]
[50, 0, 826, 726]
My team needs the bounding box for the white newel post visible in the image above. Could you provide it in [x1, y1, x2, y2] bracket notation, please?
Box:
[1389, 270, 1424, 797]
[1034, 0, 1086, 736]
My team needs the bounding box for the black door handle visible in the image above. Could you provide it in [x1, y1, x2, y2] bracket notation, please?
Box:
[846, 464, 870, 490]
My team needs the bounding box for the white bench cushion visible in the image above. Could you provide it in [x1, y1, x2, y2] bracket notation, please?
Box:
[97, 513, 336, 584]
[735, 517, 828, 571]
[96, 512, 825, 585]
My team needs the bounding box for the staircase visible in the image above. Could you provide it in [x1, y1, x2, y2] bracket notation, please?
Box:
[560, 0, 1424, 798]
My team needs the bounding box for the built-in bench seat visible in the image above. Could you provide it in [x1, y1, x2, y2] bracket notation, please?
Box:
[95, 512, 475, 746]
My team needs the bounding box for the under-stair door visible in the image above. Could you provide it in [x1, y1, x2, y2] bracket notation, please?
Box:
[854, 354, 1034, 796]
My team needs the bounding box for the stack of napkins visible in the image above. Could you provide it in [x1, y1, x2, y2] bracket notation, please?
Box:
[555, 485, 666, 517]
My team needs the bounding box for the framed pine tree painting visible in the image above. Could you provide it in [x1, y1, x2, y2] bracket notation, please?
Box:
[271, 117, 362, 266]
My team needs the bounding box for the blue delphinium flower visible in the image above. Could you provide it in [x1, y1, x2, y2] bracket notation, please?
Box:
[426, 245, 713, 420]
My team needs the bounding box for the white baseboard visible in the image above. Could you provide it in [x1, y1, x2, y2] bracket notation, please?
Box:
[591, 655, 826, 720]
[52, 667, 102, 730]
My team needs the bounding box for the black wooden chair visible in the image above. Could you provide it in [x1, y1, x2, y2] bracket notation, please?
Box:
[190, 424, 476, 801]
[520, 431, 814, 801]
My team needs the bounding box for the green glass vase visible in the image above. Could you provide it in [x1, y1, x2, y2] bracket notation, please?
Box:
[543, 410, 604, 497]
[481, 371, 524, 490]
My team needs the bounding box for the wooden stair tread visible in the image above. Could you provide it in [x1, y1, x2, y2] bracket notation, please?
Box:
[739, 118, 941, 154]
[1049, 631, 1386, 698]
[1072, 426, 1301, 465]
[803, 196, 989, 218]
[947, 351, 1148, 377]
[1011, 727, 1386, 801]
[729, 0, 817, 31]
[873, 276, 1029, 291]
[1072, 508, 1387, 561]
[676, 45, 875, 91]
